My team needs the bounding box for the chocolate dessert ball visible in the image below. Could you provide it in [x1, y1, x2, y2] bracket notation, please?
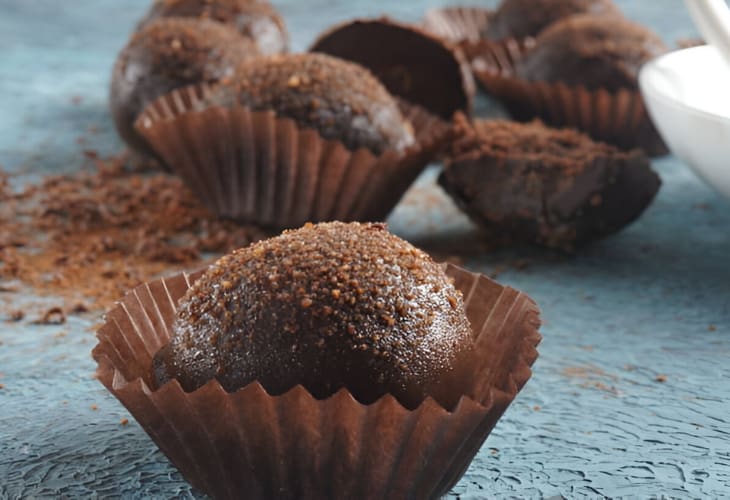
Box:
[138, 0, 289, 55]
[439, 118, 661, 250]
[514, 14, 667, 92]
[154, 222, 474, 409]
[110, 18, 260, 157]
[487, 0, 621, 40]
[204, 53, 415, 154]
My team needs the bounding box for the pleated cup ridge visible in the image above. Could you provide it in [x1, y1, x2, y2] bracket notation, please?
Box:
[422, 6, 494, 44]
[134, 84, 455, 229]
[467, 38, 668, 156]
[93, 263, 541, 500]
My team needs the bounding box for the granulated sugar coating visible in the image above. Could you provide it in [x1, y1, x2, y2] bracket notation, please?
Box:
[207, 53, 415, 155]
[138, 0, 289, 55]
[155, 222, 474, 410]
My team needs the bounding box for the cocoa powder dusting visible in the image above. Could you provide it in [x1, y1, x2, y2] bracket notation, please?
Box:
[0, 155, 269, 313]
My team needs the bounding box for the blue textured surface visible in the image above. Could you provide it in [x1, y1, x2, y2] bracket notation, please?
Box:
[2, 1, 729, 498]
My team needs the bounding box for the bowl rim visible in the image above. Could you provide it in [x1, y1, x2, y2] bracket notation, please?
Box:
[639, 44, 730, 124]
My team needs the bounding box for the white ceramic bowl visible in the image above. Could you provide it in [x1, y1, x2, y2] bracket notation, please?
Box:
[639, 45, 730, 198]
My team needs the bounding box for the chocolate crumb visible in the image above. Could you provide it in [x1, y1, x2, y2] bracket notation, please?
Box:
[5, 310, 24, 322]
[120, 418, 129, 426]
[33, 307, 66, 326]
[655, 375, 667, 383]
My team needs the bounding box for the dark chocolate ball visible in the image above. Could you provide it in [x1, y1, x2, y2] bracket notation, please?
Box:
[204, 53, 415, 154]
[154, 222, 474, 409]
[514, 14, 667, 92]
[439, 118, 661, 250]
[487, 0, 621, 40]
[138, 0, 289, 55]
[110, 18, 260, 158]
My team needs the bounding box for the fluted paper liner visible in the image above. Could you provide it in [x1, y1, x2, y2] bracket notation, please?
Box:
[134, 84, 454, 228]
[469, 38, 668, 157]
[422, 7, 493, 45]
[93, 263, 541, 499]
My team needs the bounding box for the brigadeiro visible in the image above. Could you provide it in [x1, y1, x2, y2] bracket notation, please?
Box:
[94, 222, 541, 499]
[135, 53, 454, 227]
[487, 0, 621, 40]
[137, 0, 289, 55]
[439, 117, 661, 251]
[212, 53, 416, 154]
[310, 18, 475, 120]
[110, 18, 260, 159]
[514, 14, 667, 92]
[422, 0, 619, 54]
[153, 222, 474, 410]
[470, 14, 669, 155]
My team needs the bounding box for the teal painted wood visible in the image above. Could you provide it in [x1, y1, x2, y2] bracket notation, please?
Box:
[2, 1, 729, 498]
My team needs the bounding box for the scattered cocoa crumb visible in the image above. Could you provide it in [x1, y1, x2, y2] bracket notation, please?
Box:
[512, 259, 531, 271]
[120, 418, 129, 426]
[0, 384, 5, 389]
[32, 307, 66, 325]
[533, 405, 541, 411]
[5, 310, 24, 322]
[0, 155, 269, 311]
[489, 448, 498, 455]
[489, 265, 506, 279]
[708, 325, 717, 332]
[90, 404, 98, 411]
[655, 375, 667, 383]
[70, 95, 83, 105]
[69, 302, 90, 314]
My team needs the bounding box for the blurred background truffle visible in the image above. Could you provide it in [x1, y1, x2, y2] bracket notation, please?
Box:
[137, 0, 289, 55]
[110, 17, 260, 158]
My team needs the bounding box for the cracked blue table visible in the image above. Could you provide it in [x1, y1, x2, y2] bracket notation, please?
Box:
[2, 1, 730, 498]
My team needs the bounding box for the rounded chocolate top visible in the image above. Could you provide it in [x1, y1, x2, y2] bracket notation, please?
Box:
[310, 18, 474, 120]
[487, 0, 621, 40]
[154, 222, 474, 409]
[110, 18, 260, 157]
[138, 0, 289, 55]
[205, 53, 415, 154]
[450, 118, 620, 172]
[440, 118, 660, 250]
[515, 14, 668, 92]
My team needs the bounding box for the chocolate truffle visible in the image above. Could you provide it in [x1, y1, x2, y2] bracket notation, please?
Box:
[110, 18, 260, 157]
[439, 118, 661, 250]
[138, 0, 289, 55]
[487, 0, 621, 40]
[153, 222, 474, 409]
[202, 53, 415, 154]
[514, 14, 668, 92]
[310, 18, 474, 120]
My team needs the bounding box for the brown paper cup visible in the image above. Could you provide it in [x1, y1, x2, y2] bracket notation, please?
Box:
[134, 84, 454, 229]
[422, 7, 493, 45]
[469, 39, 669, 157]
[93, 263, 541, 500]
